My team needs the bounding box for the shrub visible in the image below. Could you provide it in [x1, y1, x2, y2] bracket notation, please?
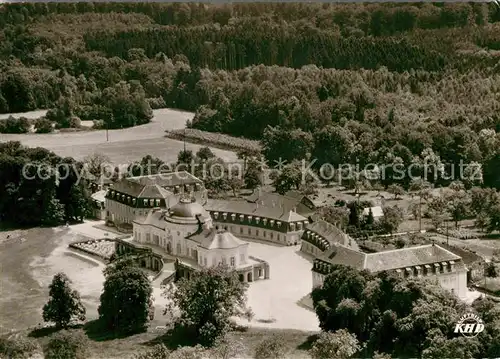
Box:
[0, 116, 30, 133]
[310, 330, 360, 359]
[35, 118, 54, 133]
[43, 330, 89, 359]
[0, 336, 39, 359]
[254, 334, 289, 359]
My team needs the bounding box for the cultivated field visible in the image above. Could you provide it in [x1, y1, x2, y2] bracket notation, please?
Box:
[0, 108, 238, 165]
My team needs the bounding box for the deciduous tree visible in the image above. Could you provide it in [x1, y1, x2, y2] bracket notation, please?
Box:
[43, 273, 86, 329]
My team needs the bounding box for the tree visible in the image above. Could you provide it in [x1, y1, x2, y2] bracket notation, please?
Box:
[254, 334, 290, 359]
[83, 153, 111, 179]
[177, 150, 194, 168]
[348, 203, 360, 229]
[196, 146, 215, 161]
[380, 206, 403, 235]
[98, 259, 153, 334]
[320, 206, 349, 229]
[164, 265, 252, 346]
[476, 211, 490, 232]
[446, 191, 470, 228]
[35, 118, 53, 133]
[244, 158, 263, 191]
[488, 204, 500, 233]
[43, 330, 89, 359]
[486, 262, 498, 278]
[364, 208, 375, 229]
[310, 330, 360, 359]
[273, 162, 302, 195]
[387, 184, 405, 200]
[470, 187, 498, 215]
[43, 273, 86, 329]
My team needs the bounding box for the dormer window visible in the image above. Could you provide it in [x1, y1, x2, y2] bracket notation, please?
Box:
[263, 218, 268, 225]
[231, 213, 236, 221]
[270, 220, 275, 226]
[255, 217, 260, 224]
[155, 199, 160, 206]
[248, 215, 253, 222]
[143, 199, 148, 206]
[239, 214, 244, 221]
[132, 198, 136, 205]
[222, 213, 227, 220]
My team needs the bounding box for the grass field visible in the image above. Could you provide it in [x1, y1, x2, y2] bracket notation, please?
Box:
[0, 108, 238, 165]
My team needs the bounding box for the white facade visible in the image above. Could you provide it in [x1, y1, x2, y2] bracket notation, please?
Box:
[132, 199, 261, 276]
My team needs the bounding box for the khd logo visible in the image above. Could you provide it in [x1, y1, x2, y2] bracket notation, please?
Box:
[454, 313, 484, 338]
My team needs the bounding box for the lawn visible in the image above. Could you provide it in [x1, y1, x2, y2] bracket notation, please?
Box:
[0, 108, 238, 165]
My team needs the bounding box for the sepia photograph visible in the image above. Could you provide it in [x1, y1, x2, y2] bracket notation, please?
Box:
[0, 2, 499, 358]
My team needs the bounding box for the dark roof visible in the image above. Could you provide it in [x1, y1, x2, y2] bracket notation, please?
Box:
[319, 245, 366, 270]
[205, 199, 307, 223]
[191, 229, 248, 249]
[128, 171, 202, 187]
[305, 220, 358, 250]
[245, 189, 315, 216]
[435, 243, 484, 265]
[317, 244, 465, 273]
[365, 244, 461, 272]
[111, 180, 173, 199]
[170, 198, 209, 219]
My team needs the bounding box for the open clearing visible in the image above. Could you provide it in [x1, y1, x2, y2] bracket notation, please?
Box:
[0, 108, 238, 164]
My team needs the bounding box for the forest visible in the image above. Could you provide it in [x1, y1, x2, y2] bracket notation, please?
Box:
[0, 3, 499, 189]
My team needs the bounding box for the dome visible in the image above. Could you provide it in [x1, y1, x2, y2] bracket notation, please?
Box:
[170, 198, 209, 219]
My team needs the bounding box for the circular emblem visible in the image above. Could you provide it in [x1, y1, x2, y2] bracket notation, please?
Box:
[454, 313, 485, 338]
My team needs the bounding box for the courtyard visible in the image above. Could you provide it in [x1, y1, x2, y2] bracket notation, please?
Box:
[0, 221, 319, 335]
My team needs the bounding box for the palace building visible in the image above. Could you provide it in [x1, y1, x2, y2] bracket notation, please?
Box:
[129, 196, 269, 282]
[205, 199, 309, 246]
[300, 219, 359, 257]
[312, 243, 468, 299]
[105, 171, 206, 228]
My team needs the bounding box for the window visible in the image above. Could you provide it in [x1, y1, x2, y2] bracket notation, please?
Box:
[204, 257, 207, 266]
[150, 199, 154, 206]
[248, 228, 251, 235]
[145, 234, 150, 243]
[256, 230, 259, 237]
[230, 257, 235, 266]
[240, 227, 243, 234]
[155, 199, 160, 206]
[264, 231, 266, 238]
[176, 243, 181, 255]
[222, 257, 227, 265]
[270, 232, 274, 239]
[212, 257, 216, 266]
[240, 254, 245, 263]
[143, 199, 148, 206]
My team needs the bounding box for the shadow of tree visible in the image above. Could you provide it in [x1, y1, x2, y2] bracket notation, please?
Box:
[297, 334, 318, 351]
[83, 319, 146, 342]
[144, 323, 199, 350]
[28, 324, 84, 338]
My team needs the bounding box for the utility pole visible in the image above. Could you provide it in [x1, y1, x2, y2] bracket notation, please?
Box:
[418, 195, 422, 233]
[446, 219, 449, 246]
